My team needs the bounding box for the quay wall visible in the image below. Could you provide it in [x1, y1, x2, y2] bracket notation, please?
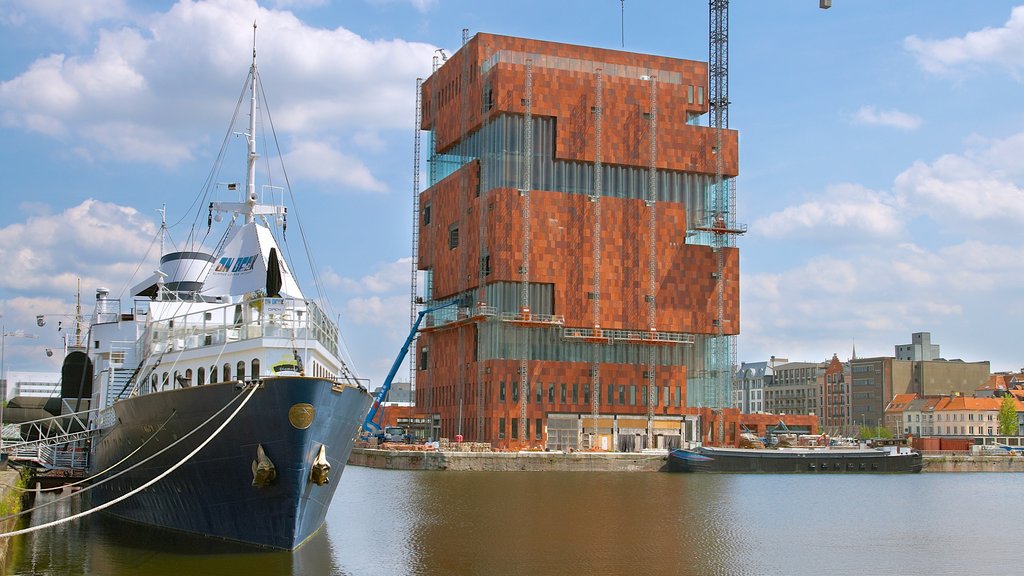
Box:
[350, 449, 1024, 473]
[922, 453, 1024, 472]
[0, 470, 22, 571]
[349, 448, 667, 472]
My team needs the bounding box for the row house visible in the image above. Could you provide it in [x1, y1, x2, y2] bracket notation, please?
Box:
[818, 354, 854, 435]
[885, 394, 1024, 437]
[733, 357, 787, 414]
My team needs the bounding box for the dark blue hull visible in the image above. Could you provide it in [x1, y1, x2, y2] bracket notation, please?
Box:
[667, 446, 923, 474]
[88, 377, 372, 549]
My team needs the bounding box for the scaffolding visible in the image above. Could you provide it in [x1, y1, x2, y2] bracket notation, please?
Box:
[589, 70, 604, 447]
[518, 58, 533, 446]
[687, 0, 746, 410]
[409, 77, 423, 394]
[415, 33, 722, 447]
[646, 74, 659, 443]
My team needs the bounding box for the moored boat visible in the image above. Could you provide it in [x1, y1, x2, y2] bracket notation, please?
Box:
[667, 444, 922, 473]
[74, 31, 373, 549]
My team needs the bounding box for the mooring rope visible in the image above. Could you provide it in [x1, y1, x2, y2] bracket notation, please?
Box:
[0, 383, 250, 523]
[11, 410, 178, 494]
[0, 382, 260, 539]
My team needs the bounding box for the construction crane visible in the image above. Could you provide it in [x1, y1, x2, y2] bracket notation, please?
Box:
[689, 0, 746, 417]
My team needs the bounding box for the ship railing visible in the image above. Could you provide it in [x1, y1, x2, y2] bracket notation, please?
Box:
[9, 443, 90, 471]
[146, 296, 339, 357]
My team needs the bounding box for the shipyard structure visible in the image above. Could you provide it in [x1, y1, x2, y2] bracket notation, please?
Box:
[413, 33, 747, 450]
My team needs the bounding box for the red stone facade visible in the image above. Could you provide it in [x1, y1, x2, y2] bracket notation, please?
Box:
[416, 34, 741, 449]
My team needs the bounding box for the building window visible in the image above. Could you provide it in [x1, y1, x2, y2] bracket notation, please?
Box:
[483, 83, 494, 111]
[549, 384, 554, 403]
[512, 381, 519, 402]
[584, 384, 591, 404]
[223, 363, 231, 382]
[608, 384, 614, 406]
[525, 418, 530, 439]
[512, 418, 519, 439]
[618, 386, 625, 405]
[237, 361, 246, 382]
[499, 418, 506, 439]
[423, 202, 432, 225]
[573, 383, 579, 404]
[252, 358, 260, 378]
[210, 365, 218, 384]
[535, 418, 543, 440]
[448, 225, 459, 249]
[536, 381, 543, 403]
[560, 383, 566, 403]
[500, 381, 506, 402]
[197, 367, 205, 386]
[419, 346, 429, 371]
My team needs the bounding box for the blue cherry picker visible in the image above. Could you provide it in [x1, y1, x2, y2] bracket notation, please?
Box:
[362, 300, 456, 442]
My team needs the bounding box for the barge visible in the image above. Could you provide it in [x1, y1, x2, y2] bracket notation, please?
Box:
[667, 445, 923, 473]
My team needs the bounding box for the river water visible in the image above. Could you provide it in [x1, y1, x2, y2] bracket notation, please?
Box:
[6, 467, 1018, 575]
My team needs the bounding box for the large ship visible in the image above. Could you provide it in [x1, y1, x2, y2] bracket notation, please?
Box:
[72, 37, 373, 549]
[667, 444, 923, 474]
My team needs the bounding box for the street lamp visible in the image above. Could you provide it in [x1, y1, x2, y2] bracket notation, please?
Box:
[1, 317, 38, 449]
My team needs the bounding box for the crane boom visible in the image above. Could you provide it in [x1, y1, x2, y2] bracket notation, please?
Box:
[362, 301, 457, 434]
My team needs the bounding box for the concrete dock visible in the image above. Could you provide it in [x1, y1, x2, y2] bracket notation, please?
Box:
[350, 447, 1024, 473]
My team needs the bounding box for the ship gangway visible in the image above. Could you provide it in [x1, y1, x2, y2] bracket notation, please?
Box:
[1, 407, 98, 477]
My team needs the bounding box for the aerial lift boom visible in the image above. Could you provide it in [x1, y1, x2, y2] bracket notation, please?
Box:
[362, 301, 457, 434]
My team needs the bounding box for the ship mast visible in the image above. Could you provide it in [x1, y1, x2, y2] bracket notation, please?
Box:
[245, 21, 259, 224]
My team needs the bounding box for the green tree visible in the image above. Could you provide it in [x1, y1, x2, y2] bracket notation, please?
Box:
[998, 395, 1019, 436]
[857, 425, 894, 440]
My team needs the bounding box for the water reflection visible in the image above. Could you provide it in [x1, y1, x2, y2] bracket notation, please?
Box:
[11, 491, 340, 576]
[329, 468, 748, 576]
[9, 469, 1024, 576]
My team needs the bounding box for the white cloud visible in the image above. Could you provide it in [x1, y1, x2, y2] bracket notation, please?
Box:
[270, 0, 328, 8]
[740, 237, 1024, 366]
[893, 133, 1024, 228]
[366, 0, 438, 14]
[905, 5, 1024, 76]
[2, 0, 131, 38]
[0, 0, 438, 171]
[284, 140, 388, 193]
[852, 106, 922, 131]
[0, 199, 157, 298]
[750, 183, 903, 242]
[323, 257, 412, 294]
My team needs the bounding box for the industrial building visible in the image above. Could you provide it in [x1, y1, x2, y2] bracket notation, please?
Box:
[412, 32, 742, 450]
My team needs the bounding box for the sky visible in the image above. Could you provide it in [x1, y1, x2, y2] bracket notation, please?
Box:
[1, 0, 1023, 387]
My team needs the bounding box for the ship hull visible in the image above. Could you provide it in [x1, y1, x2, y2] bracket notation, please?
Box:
[667, 446, 923, 474]
[88, 377, 372, 550]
